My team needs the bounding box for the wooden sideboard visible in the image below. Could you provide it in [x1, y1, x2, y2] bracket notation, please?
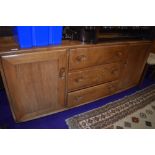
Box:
[148, 40, 155, 54]
[0, 37, 152, 122]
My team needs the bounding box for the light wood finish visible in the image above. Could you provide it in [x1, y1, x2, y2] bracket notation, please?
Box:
[119, 44, 150, 89]
[1, 49, 67, 122]
[0, 59, 17, 121]
[68, 62, 121, 92]
[0, 36, 152, 122]
[69, 45, 128, 70]
[68, 81, 119, 107]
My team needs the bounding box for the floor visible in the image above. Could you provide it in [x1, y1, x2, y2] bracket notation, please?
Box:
[0, 76, 155, 129]
[112, 100, 155, 129]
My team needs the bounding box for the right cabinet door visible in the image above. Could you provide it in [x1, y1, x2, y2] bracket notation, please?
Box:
[120, 43, 150, 89]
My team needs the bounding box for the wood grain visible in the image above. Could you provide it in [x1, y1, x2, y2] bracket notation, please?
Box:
[119, 44, 150, 89]
[0, 36, 152, 122]
[68, 62, 121, 92]
[68, 81, 119, 107]
[69, 45, 128, 70]
[1, 49, 67, 122]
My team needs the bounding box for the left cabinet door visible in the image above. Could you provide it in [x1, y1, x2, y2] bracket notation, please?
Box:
[1, 49, 67, 122]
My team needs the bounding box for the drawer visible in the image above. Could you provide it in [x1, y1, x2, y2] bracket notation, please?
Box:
[67, 81, 119, 107]
[69, 45, 128, 70]
[68, 62, 121, 92]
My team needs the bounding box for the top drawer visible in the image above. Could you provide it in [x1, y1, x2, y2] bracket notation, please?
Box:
[69, 45, 128, 70]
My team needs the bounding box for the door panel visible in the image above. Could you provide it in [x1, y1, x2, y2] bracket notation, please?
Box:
[2, 49, 67, 122]
[120, 44, 150, 89]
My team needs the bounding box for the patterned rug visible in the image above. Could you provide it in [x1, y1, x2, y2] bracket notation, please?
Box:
[66, 84, 155, 129]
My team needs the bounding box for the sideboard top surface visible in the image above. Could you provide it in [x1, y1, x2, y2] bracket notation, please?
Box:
[0, 36, 152, 56]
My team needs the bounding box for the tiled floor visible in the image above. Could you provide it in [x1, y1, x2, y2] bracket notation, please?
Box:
[0, 78, 155, 129]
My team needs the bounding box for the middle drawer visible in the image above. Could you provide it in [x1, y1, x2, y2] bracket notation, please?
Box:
[68, 62, 121, 92]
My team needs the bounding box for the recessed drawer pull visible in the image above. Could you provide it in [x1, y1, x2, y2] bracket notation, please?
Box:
[111, 69, 118, 74]
[108, 84, 115, 92]
[75, 77, 84, 83]
[124, 62, 127, 66]
[59, 67, 66, 79]
[75, 96, 83, 102]
[117, 52, 123, 57]
[76, 55, 87, 62]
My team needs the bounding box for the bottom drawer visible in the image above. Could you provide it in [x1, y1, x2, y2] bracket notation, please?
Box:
[67, 81, 119, 107]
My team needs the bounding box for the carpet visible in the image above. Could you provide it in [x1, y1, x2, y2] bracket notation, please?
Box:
[66, 84, 155, 129]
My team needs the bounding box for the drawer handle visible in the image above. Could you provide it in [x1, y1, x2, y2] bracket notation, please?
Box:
[124, 62, 127, 66]
[75, 96, 83, 102]
[75, 77, 84, 83]
[117, 52, 123, 57]
[111, 69, 118, 74]
[76, 55, 87, 62]
[108, 84, 115, 92]
[59, 67, 66, 79]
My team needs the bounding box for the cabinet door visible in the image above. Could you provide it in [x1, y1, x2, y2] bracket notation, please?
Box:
[2, 49, 67, 122]
[120, 44, 150, 89]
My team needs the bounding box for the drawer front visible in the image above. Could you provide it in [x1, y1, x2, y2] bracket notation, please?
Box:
[69, 45, 127, 70]
[68, 63, 121, 92]
[67, 81, 119, 107]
